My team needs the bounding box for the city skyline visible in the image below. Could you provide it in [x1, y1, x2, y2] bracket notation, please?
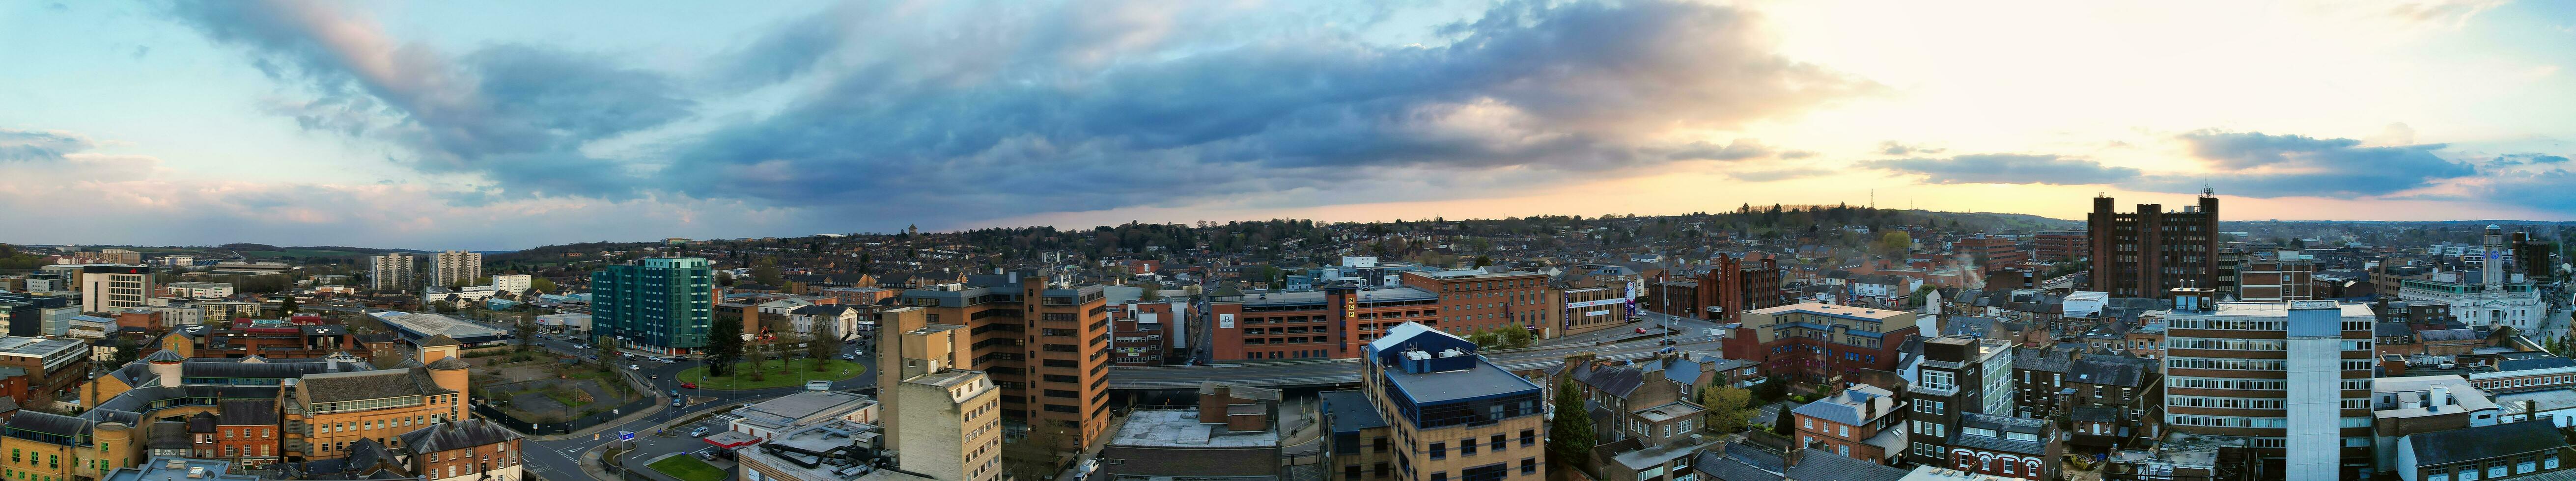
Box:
[7, 0, 2576, 250]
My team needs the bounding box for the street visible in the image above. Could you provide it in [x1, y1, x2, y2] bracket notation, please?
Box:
[493, 323, 880, 481]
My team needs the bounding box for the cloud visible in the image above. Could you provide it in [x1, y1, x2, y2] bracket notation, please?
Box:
[1728, 167, 1830, 182]
[1862, 154, 2140, 185]
[0, 129, 95, 162]
[654, 0, 1876, 220]
[1668, 139, 1776, 161]
[1878, 141, 1942, 156]
[2486, 153, 2571, 166]
[162, 0, 695, 200]
[2166, 130, 2476, 196]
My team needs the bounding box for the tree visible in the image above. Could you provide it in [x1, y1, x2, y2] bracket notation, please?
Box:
[1872, 231, 1912, 259]
[530, 276, 558, 293]
[805, 320, 839, 371]
[753, 258, 784, 286]
[514, 320, 539, 353]
[707, 315, 745, 376]
[277, 294, 298, 317]
[1697, 378, 1756, 433]
[1006, 425, 1073, 479]
[1548, 379, 1596, 474]
[716, 271, 735, 287]
[111, 339, 140, 367]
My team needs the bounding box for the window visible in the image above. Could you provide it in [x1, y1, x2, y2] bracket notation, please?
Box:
[1520, 429, 1536, 447]
[1802, 418, 1813, 429]
[1345, 465, 1361, 479]
[1430, 442, 1446, 459]
[1490, 434, 1505, 450]
[1461, 438, 1477, 456]
[1837, 425, 1848, 437]
[1520, 458, 1537, 475]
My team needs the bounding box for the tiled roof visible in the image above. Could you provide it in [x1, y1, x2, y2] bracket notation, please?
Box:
[300, 369, 453, 402]
[395, 419, 522, 454]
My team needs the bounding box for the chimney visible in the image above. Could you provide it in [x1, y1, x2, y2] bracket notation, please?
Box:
[2433, 386, 2452, 408]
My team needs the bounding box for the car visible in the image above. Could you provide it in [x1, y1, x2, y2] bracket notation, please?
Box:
[840, 354, 856, 361]
[672, 397, 683, 407]
[691, 427, 708, 437]
[628, 364, 641, 370]
[1635, 327, 1649, 333]
[670, 390, 682, 397]
[680, 381, 698, 389]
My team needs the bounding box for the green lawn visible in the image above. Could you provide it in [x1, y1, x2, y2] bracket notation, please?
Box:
[646, 455, 728, 481]
[674, 358, 865, 391]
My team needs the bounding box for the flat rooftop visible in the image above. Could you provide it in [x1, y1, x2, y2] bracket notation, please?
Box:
[1749, 302, 1913, 321]
[0, 337, 84, 357]
[2201, 301, 2377, 318]
[1384, 357, 1540, 405]
[1108, 409, 1276, 448]
[1409, 269, 1543, 280]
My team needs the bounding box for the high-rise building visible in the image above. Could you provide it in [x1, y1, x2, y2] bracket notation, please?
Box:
[429, 250, 482, 289]
[870, 306, 1005, 481]
[892, 272, 1111, 449]
[2160, 296, 2376, 480]
[1350, 322, 1545, 481]
[2087, 194, 2220, 298]
[590, 258, 716, 355]
[367, 253, 416, 292]
[2034, 230, 2087, 262]
[79, 265, 153, 314]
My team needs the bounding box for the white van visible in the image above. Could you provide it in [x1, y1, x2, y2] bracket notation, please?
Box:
[805, 380, 832, 391]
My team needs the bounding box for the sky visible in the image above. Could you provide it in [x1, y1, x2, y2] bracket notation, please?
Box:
[3, 0, 2575, 250]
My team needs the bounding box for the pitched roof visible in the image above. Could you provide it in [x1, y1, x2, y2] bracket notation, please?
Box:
[300, 369, 454, 402]
[415, 334, 459, 347]
[2407, 421, 2568, 466]
[218, 400, 280, 425]
[396, 418, 523, 454]
[1576, 364, 1647, 399]
[146, 420, 190, 449]
[2068, 354, 2154, 388]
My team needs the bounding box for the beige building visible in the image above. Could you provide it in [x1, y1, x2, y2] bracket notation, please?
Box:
[429, 251, 482, 289]
[1350, 322, 1547, 481]
[874, 306, 1004, 481]
[79, 265, 154, 314]
[97, 249, 141, 265]
[369, 253, 416, 292]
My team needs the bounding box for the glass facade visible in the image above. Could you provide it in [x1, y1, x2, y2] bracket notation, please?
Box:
[591, 258, 716, 350]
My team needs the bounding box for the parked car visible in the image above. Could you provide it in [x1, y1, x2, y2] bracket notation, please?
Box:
[691, 427, 708, 437]
[1635, 326, 1649, 333]
[672, 397, 683, 407]
[628, 364, 641, 370]
[680, 381, 698, 389]
[840, 354, 856, 360]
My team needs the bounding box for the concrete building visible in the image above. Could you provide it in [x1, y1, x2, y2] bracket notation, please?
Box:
[161, 282, 234, 299]
[1905, 336, 2056, 481]
[590, 258, 716, 355]
[366, 253, 416, 292]
[2088, 194, 2220, 298]
[891, 272, 1111, 450]
[0, 293, 76, 338]
[2159, 298, 2377, 480]
[1355, 322, 1545, 481]
[866, 305, 1004, 481]
[728, 391, 880, 440]
[81, 265, 155, 314]
[2371, 375, 2502, 472]
[1726, 302, 1922, 387]
[427, 251, 481, 289]
[1094, 386, 1283, 480]
[489, 274, 531, 294]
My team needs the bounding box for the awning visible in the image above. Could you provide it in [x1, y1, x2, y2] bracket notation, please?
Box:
[702, 431, 762, 449]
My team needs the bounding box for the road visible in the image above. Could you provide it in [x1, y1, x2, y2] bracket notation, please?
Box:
[1108, 317, 1728, 390]
[487, 322, 879, 481]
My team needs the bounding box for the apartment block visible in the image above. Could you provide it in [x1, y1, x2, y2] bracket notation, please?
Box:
[590, 258, 716, 355]
[891, 273, 1110, 450]
[367, 254, 416, 292]
[2235, 254, 2316, 302]
[428, 251, 482, 289]
[2088, 194, 2219, 298]
[1696, 253, 1784, 321]
[1904, 335, 2059, 481]
[2160, 298, 2377, 480]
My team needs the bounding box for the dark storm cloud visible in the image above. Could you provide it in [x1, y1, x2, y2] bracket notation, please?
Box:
[162, 0, 696, 199]
[164, 0, 1873, 221]
[2161, 130, 2476, 197]
[1862, 154, 2140, 185]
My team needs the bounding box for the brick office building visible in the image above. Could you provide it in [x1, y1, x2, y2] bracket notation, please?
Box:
[2035, 230, 2087, 262]
[1207, 269, 1555, 362]
[892, 272, 1112, 450]
[1696, 254, 1783, 321]
[1724, 303, 1920, 387]
[1399, 269, 1553, 335]
[2088, 194, 2220, 298]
